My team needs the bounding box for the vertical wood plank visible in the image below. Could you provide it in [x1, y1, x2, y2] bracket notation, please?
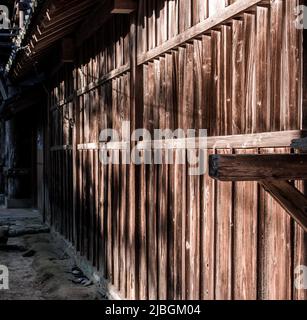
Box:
[243, 13, 256, 134]
[232, 19, 244, 135]
[256, 6, 270, 133]
[215, 149, 233, 300]
[201, 149, 215, 300]
[258, 148, 292, 300]
[233, 149, 258, 300]
[157, 56, 168, 300]
[270, 0, 283, 131]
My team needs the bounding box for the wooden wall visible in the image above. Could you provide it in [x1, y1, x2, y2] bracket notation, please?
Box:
[136, 0, 238, 54]
[46, 0, 306, 300]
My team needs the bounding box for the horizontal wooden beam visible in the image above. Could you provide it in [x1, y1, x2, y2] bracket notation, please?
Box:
[111, 0, 137, 14]
[76, 63, 130, 96]
[209, 154, 307, 181]
[57, 130, 306, 152]
[260, 181, 307, 232]
[137, 130, 305, 150]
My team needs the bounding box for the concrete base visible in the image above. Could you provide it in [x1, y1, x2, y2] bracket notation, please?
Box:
[5, 197, 32, 209]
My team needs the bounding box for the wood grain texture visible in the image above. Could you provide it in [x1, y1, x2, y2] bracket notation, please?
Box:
[45, 0, 304, 301]
[210, 154, 307, 181]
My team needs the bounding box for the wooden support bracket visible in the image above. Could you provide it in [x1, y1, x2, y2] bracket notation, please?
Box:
[209, 153, 307, 231]
[260, 181, 307, 233]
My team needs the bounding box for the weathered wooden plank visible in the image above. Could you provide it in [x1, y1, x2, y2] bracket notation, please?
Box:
[119, 75, 128, 296]
[210, 154, 307, 181]
[147, 0, 156, 50]
[137, 0, 147, 55]
[165, 53, 175, 300]
[200, 149, 215, 300]
[144, 64, 158, 300]
[193, 36, 203, 299]
[215, 149, 233, 300]
[255, 6, 270, 132]
[157, 56, 168, 300]
[107, 152, 113, 283]
[211, 30, 221, 136]
[127, 13, 137, 300]
[202, 34, 212, 133]
[231, 19, 244, 134]
[88, 92, 95, 264]
[93, 89, 100, 268]
[220, 25, 232, 135]
[193, 0, 208, 25]
[243, 13, 256, 134]
[76, 129, 306, 153]
[179, 0, 191, 33]
[112, 77, 120, 290]
[270, 0, 283, 131]
[139, 64, 148, 300]
[168, 0, 178, 39]
[281, 0, 299, 130]
[175, 47, 187, 300]
[99, 84, 108, 278]
[78, 96, 84, 255]
[185, 42, 197, 300]
[137, 130, 306, 151]
[156, 0, 167, 46]
[233, 149, 258, 299]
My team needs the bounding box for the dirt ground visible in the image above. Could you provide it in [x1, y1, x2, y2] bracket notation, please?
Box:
[0, 209, 101, 300]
